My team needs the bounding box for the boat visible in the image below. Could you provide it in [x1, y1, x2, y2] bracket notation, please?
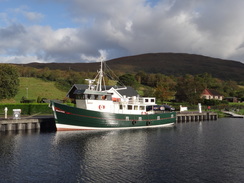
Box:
[51, 58, 176, 131]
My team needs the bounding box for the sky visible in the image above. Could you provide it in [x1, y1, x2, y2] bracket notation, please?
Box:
[1, 0, 244, 64]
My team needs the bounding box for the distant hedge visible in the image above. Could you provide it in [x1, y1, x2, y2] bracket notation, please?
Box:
[203, 99, 228, 106]
[0, 103, 52, 116]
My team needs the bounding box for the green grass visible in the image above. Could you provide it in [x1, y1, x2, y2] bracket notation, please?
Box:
[236, 109, 244, 115]
[12, 77, 67, 103]
[228, 102, 244, 106]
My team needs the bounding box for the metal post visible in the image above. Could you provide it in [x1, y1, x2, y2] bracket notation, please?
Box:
[4, 107, 8, 119]
[198, 103, 202, 113]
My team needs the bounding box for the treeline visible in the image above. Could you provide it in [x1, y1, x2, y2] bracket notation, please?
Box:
[119, 72, 244, 104]
[22, 53, 244, 83]
[16, 66, 244, 104]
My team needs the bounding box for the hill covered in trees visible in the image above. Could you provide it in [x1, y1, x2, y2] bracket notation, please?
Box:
[2, 53, 242, 104]
[22, 53, 244, 82]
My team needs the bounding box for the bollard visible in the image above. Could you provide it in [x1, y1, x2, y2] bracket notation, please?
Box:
[198, 103, 202, 113]
[4, 107, 8, 119]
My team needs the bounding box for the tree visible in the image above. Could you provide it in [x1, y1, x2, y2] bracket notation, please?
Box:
[0, 64, 20, 99]
[222, 80, 239, 97]
[135, 71, 147, 84]
[118, 74, 138, 88]
[143, 87, 155, 97]
[155, 85, 175, 102]
[155, 75, 176, 101]
[175, 74, 204, 104]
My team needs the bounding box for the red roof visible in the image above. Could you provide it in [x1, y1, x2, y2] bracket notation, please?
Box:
[202, 89, 223, 96]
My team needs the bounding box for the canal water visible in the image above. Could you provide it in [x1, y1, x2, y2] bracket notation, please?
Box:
[0, 118, 243, 183]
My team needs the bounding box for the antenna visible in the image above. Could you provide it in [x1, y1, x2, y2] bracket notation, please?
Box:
[85, 79, 95, 90]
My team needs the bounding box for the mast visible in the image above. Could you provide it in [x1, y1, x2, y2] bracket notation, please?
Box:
[96, 56, 105, 91]
[85, 56, 126, 92]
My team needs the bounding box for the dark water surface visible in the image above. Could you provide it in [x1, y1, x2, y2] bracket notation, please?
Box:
[0, 118, 243, 183]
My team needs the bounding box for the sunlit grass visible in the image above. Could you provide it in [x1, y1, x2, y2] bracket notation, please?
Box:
[12, 77, 66, 103]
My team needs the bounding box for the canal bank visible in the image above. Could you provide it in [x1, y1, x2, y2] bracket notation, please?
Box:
[222, 111, 244, 118]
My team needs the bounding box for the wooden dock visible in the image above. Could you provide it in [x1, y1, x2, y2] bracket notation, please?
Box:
[176, 112, 218, 123]
[0, 116, 56, 132]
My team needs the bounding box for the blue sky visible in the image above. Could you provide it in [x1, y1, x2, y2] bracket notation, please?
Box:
[0, 0, 75, 29]
[1, 0, 244, 64]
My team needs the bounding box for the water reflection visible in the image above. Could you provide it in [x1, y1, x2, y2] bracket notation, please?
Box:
[0, 119, 243, 183]
[53, 127, 176, 182]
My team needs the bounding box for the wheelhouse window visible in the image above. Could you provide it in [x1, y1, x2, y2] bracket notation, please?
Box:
[128, 105, 133, 110]
[76, 94, 83, 99]
[102, 95, 106, 100]
[140, 106, 145, 110]
[90, 95, 95, 99]
[107, 95, 112, 100]
[134, 106, 138, 110]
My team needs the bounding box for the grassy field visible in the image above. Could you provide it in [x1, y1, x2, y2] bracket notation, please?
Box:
[8, 77, 67, 103]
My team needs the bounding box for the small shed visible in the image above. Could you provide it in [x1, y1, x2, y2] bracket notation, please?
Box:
[224, 97, 238, 103]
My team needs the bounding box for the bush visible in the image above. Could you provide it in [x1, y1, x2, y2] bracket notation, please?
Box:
[203, 99, 228, 106]
[0, 103, 52, 116]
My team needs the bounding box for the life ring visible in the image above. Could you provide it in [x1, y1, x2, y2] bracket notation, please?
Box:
[141, 112, 148, 115]
[98, 105, 105, 110]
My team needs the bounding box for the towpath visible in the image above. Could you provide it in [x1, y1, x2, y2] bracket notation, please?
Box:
[222, 111, 244, 118]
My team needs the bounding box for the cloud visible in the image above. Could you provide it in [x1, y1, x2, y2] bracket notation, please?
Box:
[81, 49, 108, 62]
[0, 24, 81, 62]
[23, 11, 44, 21]
[0, 55, 46, 64]
[0, 0, 244, 63]
[9, 6, 44, 22]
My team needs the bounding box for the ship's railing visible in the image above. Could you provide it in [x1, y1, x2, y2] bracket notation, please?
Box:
[119, 97, 156, 105]
[128, 99, 144, 104]
[118, 98, 143, 105]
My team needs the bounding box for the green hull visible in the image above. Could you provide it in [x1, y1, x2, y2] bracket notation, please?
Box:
[52, 102, 176, 130]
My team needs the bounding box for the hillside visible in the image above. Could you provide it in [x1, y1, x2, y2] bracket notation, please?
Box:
[22, 53, 244, 82]
[13, 77, 66, 103]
